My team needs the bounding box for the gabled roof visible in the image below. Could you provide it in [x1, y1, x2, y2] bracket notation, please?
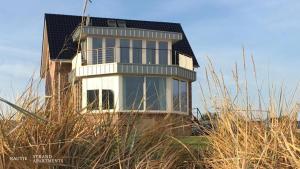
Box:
[43, 13, 199, 67]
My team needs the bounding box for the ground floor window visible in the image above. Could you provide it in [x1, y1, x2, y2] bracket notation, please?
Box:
[102, 90, 114, 110]
[173, 80, 180, 111]
[146, 77, 166, 110]
[180, 81, 188, 112]
[173, 79, 188, 112]
[123, 76, 144, 110]
[123, 76, 167, 111]
[87, 90, 99, 110]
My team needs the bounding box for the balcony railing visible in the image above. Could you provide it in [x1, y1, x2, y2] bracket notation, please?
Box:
[69, 47, 196, 82]
[81, 47, 177, 66]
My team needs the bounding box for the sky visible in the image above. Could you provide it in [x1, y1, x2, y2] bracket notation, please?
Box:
[0, 0, 299, 113]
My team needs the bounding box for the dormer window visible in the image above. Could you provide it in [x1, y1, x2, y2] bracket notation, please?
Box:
[107, 20, 117, 27]
[117, 20, 126, 27]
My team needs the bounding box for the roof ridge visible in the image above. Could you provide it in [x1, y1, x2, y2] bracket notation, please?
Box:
[44, 13, 181, 25]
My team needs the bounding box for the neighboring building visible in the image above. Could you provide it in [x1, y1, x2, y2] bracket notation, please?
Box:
[40, 14, 199, 125]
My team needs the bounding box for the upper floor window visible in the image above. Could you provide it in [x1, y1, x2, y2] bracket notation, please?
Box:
[102, 90, 114, 110]
[83, 38, 172, 66]
[159, 41, 168, 65]
[87, 90, 99, 110]
[92, 38, 102, 64]
[105, 38, 115, 63]
[146, 41, 156, 64]
[81, 40, 87, 65]
[120, 39, 130, 63]
[133, 40, 142, 64]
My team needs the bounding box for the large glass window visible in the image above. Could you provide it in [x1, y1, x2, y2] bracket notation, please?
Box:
[123, 76, 144, 110]
[87, 90, 99, 110]
[146, 41, 156, 64]
[173, 79, 188, 112]
[146, 77, 166, 110]
[120, 39, 130, 63]
[133, 40, 142, 64]
[105, 38, 115, 63]
[180, 81, 188, 112]
[102, 90, 114, 110]
[92, 38, 102, 64]
[173, 80, 180, 111]
[159, 41, 168, 65]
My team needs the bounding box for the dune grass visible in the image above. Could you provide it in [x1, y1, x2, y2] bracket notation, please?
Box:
[0, 54, 299, 168]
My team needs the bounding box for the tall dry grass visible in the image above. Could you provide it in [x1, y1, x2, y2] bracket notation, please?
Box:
[0, 80, 201, 168]
[0, 53, 299, 168]
[199, 54, 300, 168]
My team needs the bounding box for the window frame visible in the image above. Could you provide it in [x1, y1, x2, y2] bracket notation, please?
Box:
[172, 79, 188, 113]
[120, 39, 130, 63]
[105, 38, 116, 63]
[132, 39, 143, 64]
[87, 90, 99, 111]
[158, 41, 168, 65]
[122, 76, 168, 112]
[146, 41, 156, 64]
[145, 77, 167, 111]
[102, 89, 114, 110]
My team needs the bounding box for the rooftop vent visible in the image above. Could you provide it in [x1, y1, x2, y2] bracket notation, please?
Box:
[117, 20, 126, 27]
[107, 19, 117, 27]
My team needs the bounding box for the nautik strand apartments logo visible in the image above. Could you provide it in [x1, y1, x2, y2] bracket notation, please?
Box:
[9, 154, 63, 164]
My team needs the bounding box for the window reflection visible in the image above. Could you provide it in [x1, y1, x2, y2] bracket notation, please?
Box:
[133, 40, 142, 64]
[146, 41, 156, 64]
[146, 77, 166, 110]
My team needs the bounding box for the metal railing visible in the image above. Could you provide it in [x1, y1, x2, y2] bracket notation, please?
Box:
[82, 47, 117, 65]
[81, 47, 177, 66]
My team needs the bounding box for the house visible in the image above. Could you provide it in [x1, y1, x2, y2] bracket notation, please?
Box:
[40, 13, 199, 128]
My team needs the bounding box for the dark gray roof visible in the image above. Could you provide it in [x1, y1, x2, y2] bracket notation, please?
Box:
[44, 13, 199, 67]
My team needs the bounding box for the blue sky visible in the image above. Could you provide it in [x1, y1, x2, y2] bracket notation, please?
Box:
[0, 0, 299, 110]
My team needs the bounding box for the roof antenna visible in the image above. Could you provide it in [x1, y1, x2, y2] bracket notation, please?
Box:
[86, 15, 91, 26]
[72, 0, 92, 86]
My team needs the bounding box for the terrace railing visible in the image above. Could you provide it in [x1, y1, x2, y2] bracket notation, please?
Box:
[80, 47, 178, 66]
